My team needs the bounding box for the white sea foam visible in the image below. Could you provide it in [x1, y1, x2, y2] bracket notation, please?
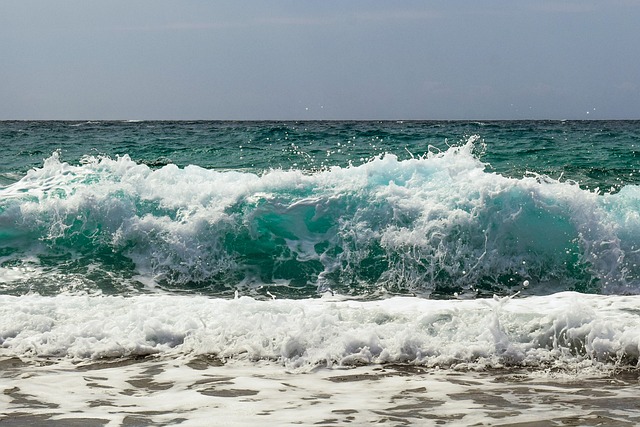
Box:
[3, 292, 640, 424]
[1, 292, 639, 370]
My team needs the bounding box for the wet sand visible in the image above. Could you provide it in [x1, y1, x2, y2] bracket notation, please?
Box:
[2, 356, 640, 426]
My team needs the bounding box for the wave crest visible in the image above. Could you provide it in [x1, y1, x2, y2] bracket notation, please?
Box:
[1, 139, 639, 297]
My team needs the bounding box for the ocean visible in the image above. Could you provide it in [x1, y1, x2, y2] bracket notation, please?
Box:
[1, 120, 639, 425]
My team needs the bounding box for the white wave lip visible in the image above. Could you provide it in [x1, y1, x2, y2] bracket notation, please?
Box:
[1, 292, 639, 370]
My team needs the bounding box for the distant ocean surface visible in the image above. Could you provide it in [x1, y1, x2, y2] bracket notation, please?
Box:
[2, 120, 640, 425]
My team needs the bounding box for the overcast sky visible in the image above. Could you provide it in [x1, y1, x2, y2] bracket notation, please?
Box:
[1, 0, 639, 120]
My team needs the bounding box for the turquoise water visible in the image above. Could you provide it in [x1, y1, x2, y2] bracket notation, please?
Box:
[1, 120, 639, 299]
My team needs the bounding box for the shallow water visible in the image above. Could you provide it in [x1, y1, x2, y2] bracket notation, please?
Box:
[2, 356, 640, 426]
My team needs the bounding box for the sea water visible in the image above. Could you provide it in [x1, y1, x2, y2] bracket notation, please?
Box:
[1, 121, 639, 425]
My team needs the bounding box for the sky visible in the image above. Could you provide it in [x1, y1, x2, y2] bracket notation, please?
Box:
[1, 0, 639, 120]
